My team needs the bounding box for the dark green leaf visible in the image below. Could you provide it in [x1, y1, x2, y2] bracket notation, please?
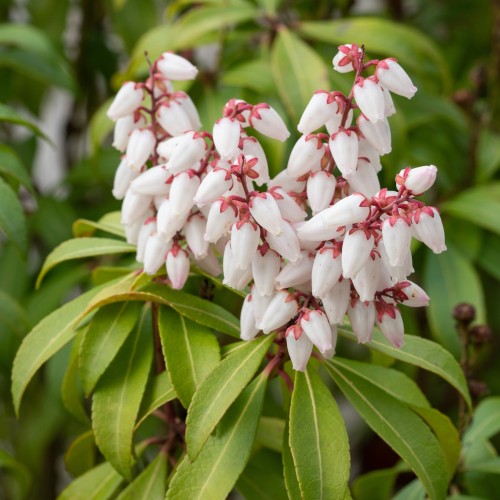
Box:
[185, 334, 274, 460]
[0, 177, 26, 254]
[464, 458, 500, 475]
[326, 360, 448, 500]
[79, 301, 141, 395]
[477, 130, 500, 182]
[158, 307, 220, 408]
[64, 431, 96, 478]
[37, 237, 136, 288]
[463, 398, 500, 449]
[0, 448, 32, 499]
[289, 367, 350, 499]
[166, 373, 268, 499]
[255, 416, 285, 453]
[352, 464, 408, 500]
[0, 144, 32, 191]
[282, 419, 302, 500]
[92, 307, 153, 479]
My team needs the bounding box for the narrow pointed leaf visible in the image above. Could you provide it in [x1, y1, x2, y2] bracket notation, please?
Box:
[117, 452, 167, 500]
[0, 176, 27, 254]
[338, 327, 471, 408]
[80, 301, 141, 395]
[185, 334, 274, 460]
[326, 360, 448, 499]
[0, 144, 32, 191]
[464, 458, 500, 475]
[0, 448, 32, 499]
[166, 373, 267, 499]
[256, 416, 285, 453]
[12, 273, 137, 414]
[289, 367, 350, 499]
[37, 237, 136, 288]
[73, 211, 126, 238]
[463, 397, 500, 446]
[92, 308, 153, 479]
[282, 419, 302, 500]
[64, 430, 96, 478]
[0, 103, 48, 139]
[158, 307, 220, 408]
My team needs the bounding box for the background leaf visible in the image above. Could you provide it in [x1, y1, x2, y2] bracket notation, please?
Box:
[0, 176, 27, 254]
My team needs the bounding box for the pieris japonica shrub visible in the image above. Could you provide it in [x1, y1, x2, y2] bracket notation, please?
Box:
[12, 45, 469, 499]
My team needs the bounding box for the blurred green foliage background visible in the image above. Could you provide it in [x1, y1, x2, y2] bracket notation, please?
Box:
[0, 0, 498, 498]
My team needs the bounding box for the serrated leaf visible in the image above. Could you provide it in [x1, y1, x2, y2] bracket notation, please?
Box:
[424, 243, 486, 357]
[282, 419, 302, 500]
[185, 334, 274, 460]
[442, 183, 500, 236]
[0, 176, 26, 254]
[141, 283, 240, 337]
[464, 397, 500, 448]
[326, 360, 448, 500]
[64, 430, 96, 478]
[166, 373, 267, 499]
[0, 103, 48, 139]
[73, 211, 126, 238]
[298, 17, 451, 92]
[117, 452, 167, 500]
[58, 461, 123, 500]
[271, 27, 329, 120]
[158, 307, 220, 408]
[92, 307, 154, 479]
[79, 301, 141, 395]
[338, 327, 471, 408]
[332, 357, 430, 409]
[12, 273, 137, 415]
[0, 144, 32, 191]
[37, 237, 136, 288]
[289, 367, 350, 499]
[136, 371, 176, 430]
[255, 416, 285, 453]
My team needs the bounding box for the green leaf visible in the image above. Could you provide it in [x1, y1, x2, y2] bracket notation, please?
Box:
[185, 334, 274, 460]
[158, 306, 220, 408]
[0, 176, 26, 254]
[92, 307, 153, 479]
[0, 103, 48, 139]
[424, 243, 486, 357]
[0, 448, 32, 499]
[463, 397, 500, 448]
[89, 98, 114, 153]
[297, 17, 451, 92]
[116, 452, 167, 500]
[326, 360, 448, 500]
[289, 367, 350, 499]
[411, 406, 460, 480]
[0, 144, 32, 191]
[464, 458, 500, 475]
[282, 419, 302, 500]
[166, 373, 267, 499]
[136, 371, 176, 430]
[271, 27, 329, 120]
[477, 130, 500, 182]
[79, 301, 141, 395]
[442, 183, 500, 236]
[393, 479, 426, 500]
[64, 431, 96, 478]
[338, 327, 471, 408]
[352, 464, 408, 500]
[141, 283, 240, 338]
[222, 56, 275, 94]
[255, 416, 285, 453]
[332, 357, 430, 408]
[73, 212, 126, 239]
[12, 273, 137, 415]
[37, 237, 136, 288]
[236, 448, 288, 500]
[58, 461, 123, 500]
[477, 233, 500, 280]
[0, 288, 29, 337]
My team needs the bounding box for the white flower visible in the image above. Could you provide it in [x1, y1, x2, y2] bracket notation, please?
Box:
[204, 199, 237, 243]
[166, 248, 190, 289]
[168, 131, 207, 174]
[377, 308, 405, 347]
[381, 217, 412, 267]
[353, 77, 386, 123]
[250, 104, 290, 141]
[274, 252, 314, 290]
[307, 170, 336, 215]
[342, 229, 374, 279]
[347, 300, 376, 343]
[143, 233, 171, 275]
[184, 214, 208, 259]
[240, 295, 259, 341]
[113, 114, 146, 152]
[396, 165, 437, 195]
[130, 165, 171, 196]
[126, 128, 156, 171]
[332, 44, 362, 73]
[318, 193, 370, 230]
[351, 255, 382, 302]
[286, 135, 324, 177]
[249, 193, 284, 236]
[300, 309, 333, 354]
[252, 249, 281, 296]
[265, 220, 302, 263]
[321, 279, 351, 325]
[112, 157, 141, 200]
[259, 291, 299, 334]
[286, 329, 313, 372]
[329, 128, 359, 177]
[169, 171, 200, 218]
[297, 91, 339, 135]
[376, 59, 417, 99]
[357, 114, 392, 155]
[213, 117, 241, 158]
[107, 82, 144, 120]
[412, 208, 447, 254]
[311, 242, 343, 298]
[346, 158, 381, 198]
[230, 221, 260, 270]
[194, 168, 233, 207]
[157, 52, 198, 80]
[156, 101, 194, 136]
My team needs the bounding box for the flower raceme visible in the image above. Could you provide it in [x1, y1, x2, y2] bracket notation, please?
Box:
[107, 45, 445, 372]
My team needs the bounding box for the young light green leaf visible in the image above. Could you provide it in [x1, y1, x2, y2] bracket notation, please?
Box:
[64, 430, 96, 478]
[236, 448, 288, 500]
[289, 367, 350, 499]
[12, 272, 137, 415]
[37, 237, 136, 288]
[79, 301, 141, 395]
[392, 479, 426, 500]
[463, 397, 500, 447]
[158, 306, 220, 408]
[338, 327, 471, 408]
[282, 419, 302, 500]
[166, 373, 268, 499]
[0, 144, 32, 191]
[185, 334, 274, 460]
[326, 360, 448, 500]
[271, 27, 329, 120]
[332, 357, 430, 409]
[0, 176, 27, 254]
[424, 243, 486, 357]
[73, 211, 126, 239]
[117, 451, 167, 500]
[92, 307, 153, 480]
[135, 371, 176, 430]
[57, 461, 123, 500]
[255, 416, 285, 453]
[141, 283, 240, 337]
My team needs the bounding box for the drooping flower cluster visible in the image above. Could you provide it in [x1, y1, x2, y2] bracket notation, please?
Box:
[107, 44, 446, 372]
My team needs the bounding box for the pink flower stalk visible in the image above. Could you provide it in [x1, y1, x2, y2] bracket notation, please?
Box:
[107, 82, 144, 120]
[329, 127, 359, 177]
[376, 58, 417, 99]
[156, 52, 198, 80]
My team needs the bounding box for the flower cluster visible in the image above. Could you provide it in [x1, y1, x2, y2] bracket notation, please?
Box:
[107, 44, 446, 372]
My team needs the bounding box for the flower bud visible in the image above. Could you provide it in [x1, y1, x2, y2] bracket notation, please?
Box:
[342, 230, 374, 279]
[249, 193, 284, 236]
[121, 189, 152, 225]
[329, 128, 359, 177]
[113, 114, 146, 152]
[213, 117, 241, 159]
[286, 135, 324, 177]
[348, 300, 376, 343]
[321, 279, 351, 325]
[204, 199, 237, 243]
[130, 165, 171, 196]
[259, 291, 299, 333]
[126, 128, 156, 170]
[396, 166, 437, 195]
[272, 188, 307, 223]
[376, 59, 417, 99]
[311, 242, 343, 298]
[230, 220, 260, 270]
[300, 309, 333, 354]
[169, 171, 200, 218]
[240, 295, 259, 341]
[143, 233, 171, 275]
[332, 44, 362, 73]
[168, 131, 207, 174]
[194, 168, 233, 207]
[412, 207, 447, 254]
[184, 214, 208, 259]
[357, 115, 391, 155]
[400, 281, 430, 307]
[265, 220, 302, 263]
[353, 77, 385, 123]
[307, 170, 336, 215]
[157, 52, 198, 80]
[382, 217, 412, 268]
[156, 198, 188, 240]
[166, 247, 190, 289]
[252, 249, 281, 296]
[157, 101, 194, 137]
[298, 91, 339, 135]
[377, 308, 405, 348]
[319, 193, 370, 230]
[351, 255, 382, 302]
[107, 82, 143, 120]
[250, 104, 290, 141]
[136, 218, 157, 263]
[286, 329, 313, 372]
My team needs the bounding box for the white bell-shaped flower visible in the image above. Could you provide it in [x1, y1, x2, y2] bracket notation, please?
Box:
[272, 188, 307, 223]
[412, 208, 447, 254]
[157, 136, 182, 161]
[249, 193, 284, 236]
[230, 220, 260, 270]
[112, 157, 141, 200]
[213, 117, 241, 159]
[298, 91, 339, 135]
[250, 104, 290, 141]
[376, 59, 417, 99]
[126, 128, 156, 170]
[240, 295, 259, 341]
[252, 249, 281, 296]
[259, 291, 299, 333]
[307, 170, 336, 215]
[296, 213, 345, 242]
[286, 329, 313, 372]
[130, 165, 171, 196]
[382, 88, 396, 117]
[275, 251, 314, 290]
[156, 101, 194, 137]
[377, 308, 405, 347]
[318, 193, 370, 230]
[353, 77, 386, 123]
[342, 229, 374, 278]
[169, 171, 200, 218]
[204, 199, 237, 243]
[321, 325, 338, 359]
[136, 218, 157, 263]
[143, 233, 171, 275]
[157, 52, 198, 80]
[156, 198, 188, 240]
[166, 247, 190, 290]
[107, 82, 144, 120]
[329, 128, 359, 177]
[121, 189, 152, 225]
[321, 279, 351, 325]
[348, 300, 376, 343]
[184, 214, 208, 259]
[194, 168, 233, 207]
[332, 44, 362, 73]
[396, 165, 437, 195]
[357, 114, 392, 155]
[300, 309, 333, 354]
[194, 246, 221, 277]
[268, 170, 306, 193]
[358, 137, 382, 172]
[265, 220, 302, 263]
[168, 131, 207, 174]
[352, 255, 382, 302]
[381, 217, 412, 267]
[251, 287, 274, 329]
[346, 158, 381, 197]
[177, 92, 202, 131]
[286, 135, 324, 178]
[326, 107, 353, 136]
[113, 114, 146, 152]
[311, 242, 343, 298]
